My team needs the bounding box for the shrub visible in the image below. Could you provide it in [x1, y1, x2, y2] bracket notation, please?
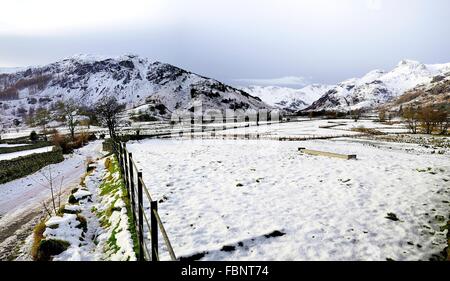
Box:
[31, 220, 46, 260]
[29, 131, 38, 142]
[351, 126, 385, 135]
[379, 110, 386, 122]
[51, 131, 70, 153]
[68, 194, 78, 204]
[88, 133, 97, 141]
[0, 141, 51, 154]
[75, 132, 90, 146]
[34, 239, 70, 261]
[51, 131, 90, 154]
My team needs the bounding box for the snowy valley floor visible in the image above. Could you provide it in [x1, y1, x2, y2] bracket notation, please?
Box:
[0, 120, 448, 261]
[128, 135, 450, 261]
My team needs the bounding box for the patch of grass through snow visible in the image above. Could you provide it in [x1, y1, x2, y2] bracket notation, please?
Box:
[94, 156, 139, 260]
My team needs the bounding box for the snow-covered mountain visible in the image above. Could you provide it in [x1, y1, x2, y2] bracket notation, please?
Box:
[0, 54, 269, 123]
[241, 84, 333, 111]
[306, 60, 450, 112]
[383, 71, 450, 111]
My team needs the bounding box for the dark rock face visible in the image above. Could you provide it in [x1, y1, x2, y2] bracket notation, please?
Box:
[146, 62, 188, 85]
[306, 89, 341, 111]
[119, 60, 135, 69]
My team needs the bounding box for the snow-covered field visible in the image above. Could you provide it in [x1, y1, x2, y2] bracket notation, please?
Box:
[200, 119, 362, 138]
[128, 135, 449, 261]
[0, 146, 54, 161]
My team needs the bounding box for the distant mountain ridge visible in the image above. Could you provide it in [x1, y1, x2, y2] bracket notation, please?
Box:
[241, 84, 333, 112]
[0, 54, 269, 124]
[305, 60, 450, 112]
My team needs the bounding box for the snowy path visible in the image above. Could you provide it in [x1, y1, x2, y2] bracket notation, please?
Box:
[0, 141, 104, 260]
[128, 138, 450, 261]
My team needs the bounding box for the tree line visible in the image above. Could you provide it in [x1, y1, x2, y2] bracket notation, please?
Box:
[379, 106, 448, 135]
[7, 97, 125, 140]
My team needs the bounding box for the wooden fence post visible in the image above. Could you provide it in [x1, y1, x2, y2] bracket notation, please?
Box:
[128, 152, 136, 223]
[137, 172, 144, 261]
[123, 144, 129, 191]
[118, 142, 122, 173]
[223, 115, 227, 131]
[120, 142, 125, 176]
[201, 115, 204, 133]
[151, 201, 159, 261]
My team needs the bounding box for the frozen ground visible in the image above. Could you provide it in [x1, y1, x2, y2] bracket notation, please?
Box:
[0, 141, 104, 260]
[0, 146, 54, 161]
[128, 137, 449, 261]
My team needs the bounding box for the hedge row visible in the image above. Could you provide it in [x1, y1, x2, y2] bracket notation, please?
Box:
[0, 148, 64, 184]
[0, 134, 38, 144]
[0, 141, 52, 154]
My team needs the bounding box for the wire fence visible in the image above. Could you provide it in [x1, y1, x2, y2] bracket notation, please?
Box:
[112, 140, 177, 261]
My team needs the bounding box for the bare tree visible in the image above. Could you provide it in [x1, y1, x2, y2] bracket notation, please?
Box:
[351, 109, 361, 122]
[78, 106, 100, 129]
[57, 99, 79, 140]
[31, 166, 64, 216]
[35, 107, 51, 132]
[95, 97, 125, 138]
[25, 106, 35, 126]
[402, 106, 419, 134]
[378, 109, 386, 122]
[436, 110, 448, 135]
[418, 106, 440, 135]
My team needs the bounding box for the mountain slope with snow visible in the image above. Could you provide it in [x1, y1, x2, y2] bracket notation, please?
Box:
[383, 71, 450, 111]
[241, 84, 333, 111]
[0, 54, 269, 124]
[306, 60, 450, 112]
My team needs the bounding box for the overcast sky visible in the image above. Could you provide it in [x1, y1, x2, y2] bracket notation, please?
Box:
[1, 0, 449, 87]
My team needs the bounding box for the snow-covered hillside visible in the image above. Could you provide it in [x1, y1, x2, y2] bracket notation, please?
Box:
[0, 54, 269, 125]
[383, 71, 450, 111]
[241, 84, 333, 111]
[306, 60, 450, 112]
